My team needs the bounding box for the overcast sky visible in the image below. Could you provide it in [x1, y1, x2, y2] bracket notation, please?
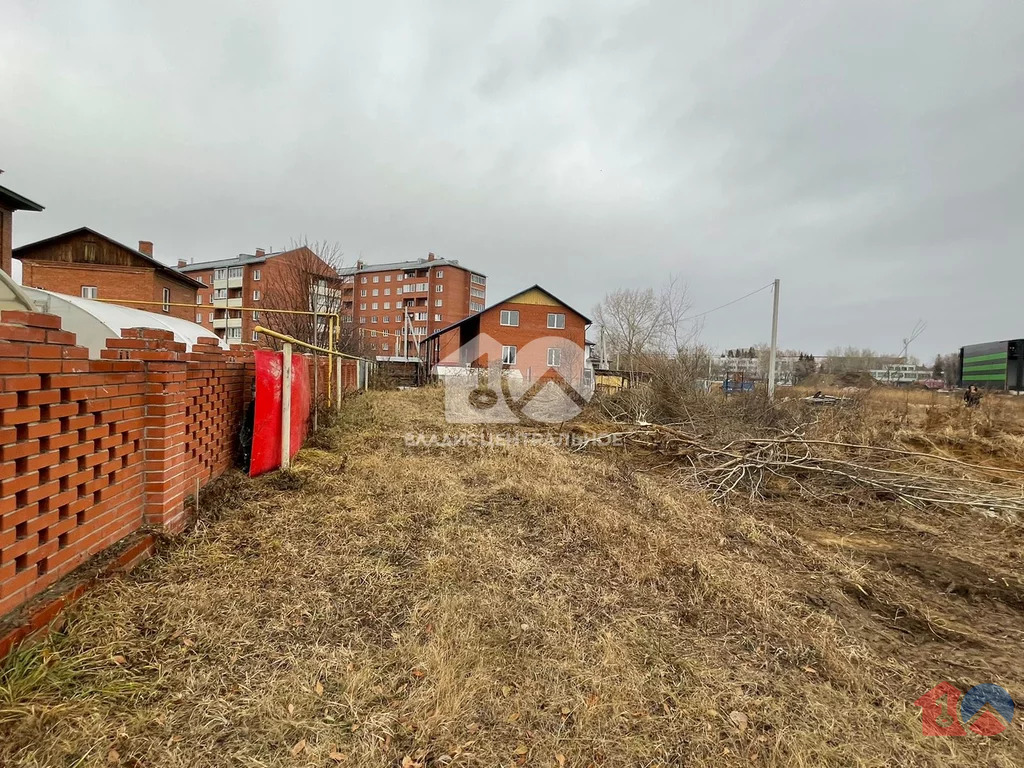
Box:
[3, 1, 1022, 359]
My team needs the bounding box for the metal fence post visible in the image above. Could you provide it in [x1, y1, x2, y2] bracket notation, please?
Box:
[281, 343, 293, 470]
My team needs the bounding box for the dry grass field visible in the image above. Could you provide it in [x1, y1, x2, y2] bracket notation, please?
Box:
[1, 386, 1023, 767]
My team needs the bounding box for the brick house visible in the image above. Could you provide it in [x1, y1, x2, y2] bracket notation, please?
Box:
[425, 285, 591, 387]
[338, 253, 486, 360]
[176, 246, 343, 347]
[0, 181, 44, 277]
[14, 228, 201, 322]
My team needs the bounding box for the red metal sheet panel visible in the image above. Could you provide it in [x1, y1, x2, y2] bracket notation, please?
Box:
[250, 349, 311, 477]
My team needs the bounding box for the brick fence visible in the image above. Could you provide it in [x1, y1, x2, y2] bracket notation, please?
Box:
[0, 310, 253, 624]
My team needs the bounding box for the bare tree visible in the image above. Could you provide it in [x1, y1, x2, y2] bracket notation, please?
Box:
[257, 239, 359, 353]
[661, 273, 700, 356]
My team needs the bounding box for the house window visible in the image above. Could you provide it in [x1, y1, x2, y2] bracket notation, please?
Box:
[547, 348, 561, 367]
[547, 313, 566, 329]
[435, 299, 442, 307]
[252, 269, 261, 281]
[196, 294, 203, 304]
[500, 310, 519, 326]
[253, 290, 261, 301]
[435, 284, 443, 293]
[162, 288, 171, 312]
[81, 286, 98, 299]
[196, 275, 205, 285]
[196, 313, 202, 323]
[501, 345, 517, 365]
[209, 312, 214, 321]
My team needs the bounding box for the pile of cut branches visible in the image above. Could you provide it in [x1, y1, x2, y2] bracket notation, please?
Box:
[580, 424, 1024, 517]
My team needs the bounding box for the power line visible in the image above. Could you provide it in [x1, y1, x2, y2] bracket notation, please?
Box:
[680, 281, 775, 323]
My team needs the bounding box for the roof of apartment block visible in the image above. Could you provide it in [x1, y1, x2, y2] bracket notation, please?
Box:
[176, 252, 275, 272]
[338, 256, 485, 277]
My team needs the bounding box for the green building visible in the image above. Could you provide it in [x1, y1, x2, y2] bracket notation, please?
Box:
[960, 340, 1023, 391]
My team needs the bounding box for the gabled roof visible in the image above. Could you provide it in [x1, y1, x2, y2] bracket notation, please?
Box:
[0, 184, 44, 212]
[13, 227, 203, 289]
[424, 284, 591, 342]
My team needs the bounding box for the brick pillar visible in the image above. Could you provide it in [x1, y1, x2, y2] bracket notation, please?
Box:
[103, 329, 191, 533]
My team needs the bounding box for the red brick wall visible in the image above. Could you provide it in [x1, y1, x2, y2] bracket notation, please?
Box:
[154, 274, 196, 322]
[0, 208, 12, 277]
[0, 311, 251, 620]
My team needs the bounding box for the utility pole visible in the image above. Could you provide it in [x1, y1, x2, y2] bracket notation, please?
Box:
[767, 278, 780, 400]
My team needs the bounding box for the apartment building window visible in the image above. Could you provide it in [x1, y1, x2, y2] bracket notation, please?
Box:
[470, 302, 484, 312]
[396, 287, 403, 295]
[470, 288, 485, 300]
[360, 289, 367, 297]
[385, 275, 391, 282]
[227, 327, 242, 341]
[252, 311, 259, 321]
[252, 269, 261, 281]
[547, 313, 565, 329]
[162, 288, 171, 312]
[500, 310, 519, 326]
[81, 286, 98, 299]
[252, 331, 259, 341]
[195, 275, 205, 285]
[502, 345, 517, 365]
[416, 282, 428, 292]
[383, 316, 389, 323]
[209, 312, 214, 321]
[395, 315, 402, 322]
[471, 274, 486, 286]
[359, 318, 366, 324]
[360, 303, 367, 311]
[384, 302, 391, 309]
[435, 284, 443, 293]
[196, 313, 202, 323]
[396, 273, 404, 281]
[196, 294, 203, 304]
[382, 342, 389, 351]
[372, 275, 379, 283]
[214, 268, 226, 280]
[371, 316, 378, 323]
[253, 290, 261, 301]
[434, 314, 442, 322]
[372, 302, 378, 310]
[547, 348, 561, 367]
[384, 288, 390, 296]
[372, 289, 379, 297]
[370, 330, 377, 338]
[228, 266, 243, 278]
[435, 269, 444, 278]
[214, 288, 227, 300]
[361, 277, 367, 284]
[434, 299, 442, 307]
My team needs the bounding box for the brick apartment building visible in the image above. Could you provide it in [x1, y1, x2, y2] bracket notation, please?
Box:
[14, 228, 201, 322]
[425, 284, 591, 385]
[0, 180, 44, 277]
[340, 253, 486, 359]
[176, 246, 341, 347]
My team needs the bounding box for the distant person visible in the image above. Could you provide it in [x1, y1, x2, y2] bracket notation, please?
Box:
[964, 385, 982, 408]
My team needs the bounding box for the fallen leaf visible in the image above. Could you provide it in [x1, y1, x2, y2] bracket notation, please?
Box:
[112, 655, 126, 666]
[288, 703, 295, 716]
[513, 744, 528, 755]
[107, 749, 120, 764]
[729, 711, 749, 733]
[412, 668, 425, 678]
[560, 707, 571, 716]
[181, 638, 195, 648]
[290, 738, 307, 756]
[556, 754, 566, 766]
[329, 752, 347, 762]
[502, 686, 512, 697]
[507, 712, 521, 723]
[315, 681, 324, 696]
[466, 723, 480, 734]
[351, 723, 361, 732]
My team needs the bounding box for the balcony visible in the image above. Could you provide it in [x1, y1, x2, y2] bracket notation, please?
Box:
[212, 316, 243, 330]
[213, 276, 244, 290]
[213, 297, 243, 309]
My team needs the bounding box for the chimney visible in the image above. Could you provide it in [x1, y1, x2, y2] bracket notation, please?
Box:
[427, 252, 436, 261]
[138, 240, 153, 257]
[356, 259, 364, 270]
[177, 259, 187, 268]
[255, 248, 265, 258]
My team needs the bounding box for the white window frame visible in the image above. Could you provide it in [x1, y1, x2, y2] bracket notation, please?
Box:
[373, 275, 379, 283]
[359, 303, 367, 311]
[253, 290, 261, 301]
[372, 289, 379, 297]
[372, 302, 378, 310]
[547, 313, 565, 329]
[196, 313, 202, 323]
[434, 299, 443, 307]
[435, 284, 444, 293]
[195, 294, 203, 305]
[252, 269, 261, 281]
[162, 287, 171, 312]
[82, 286, 98, 299]
[547, 347, 561, 367]
[500, 310, 519, 326]
[252, 330, 259, 341]
[501, 345, 517, 365]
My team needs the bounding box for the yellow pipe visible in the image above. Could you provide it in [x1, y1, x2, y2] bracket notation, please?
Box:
[94, 297, 338, 321]
[252, 326, 368, 361]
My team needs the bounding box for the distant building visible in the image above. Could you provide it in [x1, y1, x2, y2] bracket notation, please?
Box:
[339, 253, 485, 360]
[869, 363, 931, 385]
[14, 228, 200, 322]
[176, 246, 341, 347]
[960, 339, 1023, 392]
[0, 179, 44, 277]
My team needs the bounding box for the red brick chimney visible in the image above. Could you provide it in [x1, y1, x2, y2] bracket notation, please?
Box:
[427, 252, 436, 261]
[255, 248, 265, 258]
[356, 259, 364, 270]
[177, 259, 187, 268]
[138, 240, 153, 257]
